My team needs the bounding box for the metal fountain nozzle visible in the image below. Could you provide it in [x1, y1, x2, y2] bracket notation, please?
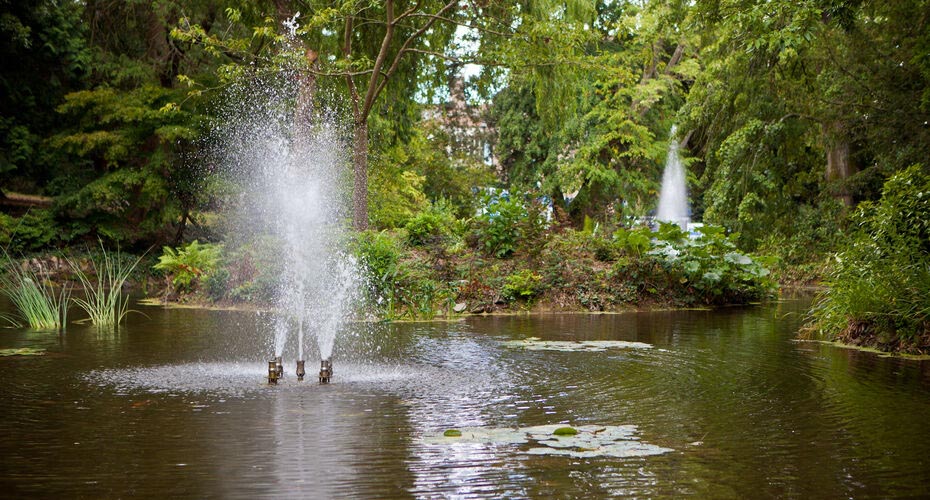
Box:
[275, 356, 284, 380]
[268, 359, 280, 385]
[296, 359, 306, 381]
[319, 358, 333, 384]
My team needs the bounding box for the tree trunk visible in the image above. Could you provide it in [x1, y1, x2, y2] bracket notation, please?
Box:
[352, 120, 369, 230]
[295, 49, 319, 147]
[824, 122, 854, 207]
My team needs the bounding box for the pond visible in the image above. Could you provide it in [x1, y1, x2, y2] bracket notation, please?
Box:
[2, 297, 930, 498]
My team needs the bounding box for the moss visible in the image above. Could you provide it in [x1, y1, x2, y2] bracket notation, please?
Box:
[553, 426, 578, 436]
[443, 429, 462, 437]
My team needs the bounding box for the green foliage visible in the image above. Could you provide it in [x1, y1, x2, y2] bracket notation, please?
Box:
[806, 166, 930, 350]
[612, 226, 653, 257]
[0, 0, 89, 192]
[353, 231, 402, 286]
[404, 202, 457, 246]
[473, 193, 548, 258]
[502, 270, 544, 302]
[68, 245, 141, 327]
[368, 168, 429, 229]
[0, 253, 70, 329]
[204, 267, 230, 301]
[0, 210, 59, 253]
[647, 224, 776, 304]
[153, 240, 223, 294]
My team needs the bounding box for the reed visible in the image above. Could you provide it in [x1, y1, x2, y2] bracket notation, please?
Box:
[68, 246, 141, 328]
[0, 254, 69, 330]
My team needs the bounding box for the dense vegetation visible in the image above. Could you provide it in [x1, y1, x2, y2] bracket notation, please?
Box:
[2, 1, 929, 348]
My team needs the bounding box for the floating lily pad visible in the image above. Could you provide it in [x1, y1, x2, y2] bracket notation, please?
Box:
[553, 426, 578, 436]
[0, 347, 47, 357]
[502, 337, 653, 352]
[443, 429, 462, 437]
[418, 424, 673, 459]
[420, 427, 530, 445]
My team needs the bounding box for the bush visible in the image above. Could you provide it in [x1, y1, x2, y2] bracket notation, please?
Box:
[0, 210, 59, 253]
[647, 223, 777, 305]
[806, 165, 930, 350]
[153, 240, 223, 294]
[472, 192, 548, 258]
[404, 201, 457, 246]
[502, 269, 544, 302]
[204, 268, 230, 301]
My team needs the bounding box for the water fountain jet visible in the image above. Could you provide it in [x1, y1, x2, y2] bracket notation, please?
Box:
[656, 125, 690, 229]
[275, 356, 284, 381]
[296, 360, 306, 381]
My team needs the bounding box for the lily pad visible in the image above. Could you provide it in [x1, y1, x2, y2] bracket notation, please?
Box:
[418, 424, 673, 459]
[0, 347, 47, 357]
[443, 429, 462, 437]
[553, 426, 578, 436]
[502, 338, 653, 352]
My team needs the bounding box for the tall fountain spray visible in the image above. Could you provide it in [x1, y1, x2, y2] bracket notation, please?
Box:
[215, 35, 360, 383]
[656, 125, 690, 229]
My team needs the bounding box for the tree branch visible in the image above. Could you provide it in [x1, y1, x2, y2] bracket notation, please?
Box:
[369, 0, 460, 112]
[360, 0, 397, 118]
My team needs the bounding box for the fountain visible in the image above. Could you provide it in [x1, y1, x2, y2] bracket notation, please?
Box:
[215, 22, 361, 385]
[656, 125, 690, 229]
[319, 358, 333, 384]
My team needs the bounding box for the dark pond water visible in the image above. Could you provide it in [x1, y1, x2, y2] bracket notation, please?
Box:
[2, 297, 930, 498]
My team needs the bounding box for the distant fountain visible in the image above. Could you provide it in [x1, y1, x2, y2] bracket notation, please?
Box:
[656, 125, 690, 229]
[215, 44, 360, 384]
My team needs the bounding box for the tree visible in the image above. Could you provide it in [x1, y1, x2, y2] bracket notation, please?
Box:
[175, 0, 601, 229]
[682, 0, 930, 247]
[0, 0, 89, 195]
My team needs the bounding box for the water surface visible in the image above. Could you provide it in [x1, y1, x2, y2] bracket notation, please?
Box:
[2, 298, 929, 498]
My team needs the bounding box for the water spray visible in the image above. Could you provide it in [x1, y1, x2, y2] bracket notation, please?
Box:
[319, 358, 333, 384]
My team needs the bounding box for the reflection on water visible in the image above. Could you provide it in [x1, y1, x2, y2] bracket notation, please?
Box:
[1, 298, 930, 497]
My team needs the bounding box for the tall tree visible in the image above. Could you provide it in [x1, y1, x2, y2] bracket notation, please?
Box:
[175, 0, 599, 229]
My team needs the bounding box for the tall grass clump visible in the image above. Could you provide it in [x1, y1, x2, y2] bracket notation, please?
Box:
[69, 246, 142, 328]
[805, 165, 930, 352]
[0, 253, 70, 329]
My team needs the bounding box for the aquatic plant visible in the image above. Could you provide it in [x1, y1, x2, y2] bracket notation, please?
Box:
[419, 424, 673, 459]
[0, 253, 69, 329]
[69, 246, 142, 327]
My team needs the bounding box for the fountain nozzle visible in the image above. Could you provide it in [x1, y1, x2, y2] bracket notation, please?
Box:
[319, 358, 333, 384]
[275, 356, 284, 379]
[296, 359, 306, 381]
[268, 359, 280, 385]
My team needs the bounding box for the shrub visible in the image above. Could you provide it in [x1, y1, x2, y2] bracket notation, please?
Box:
[473, 192, 547, 258]
[0, 210, 59, 253]
[806, 165, 930, 350]
[204, 268, 230, 301]
[153, 240, 223, 294]
[647, 223, 777, 304]
[404, 202, 457, 246]
[502, 269, 544, 302]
